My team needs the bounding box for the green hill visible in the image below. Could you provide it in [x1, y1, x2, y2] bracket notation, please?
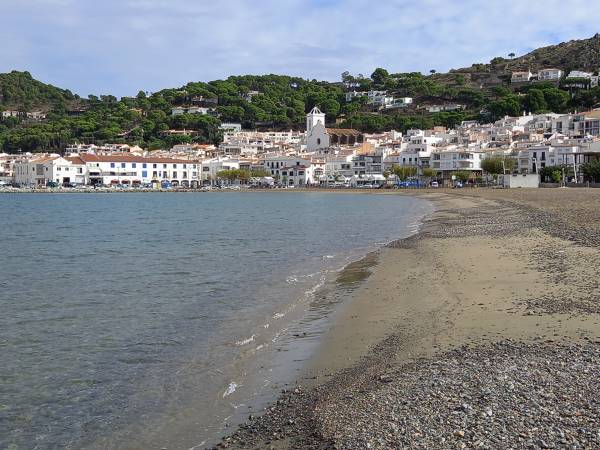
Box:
[0, 71, 80, 111]
[1, 34, 600, 153]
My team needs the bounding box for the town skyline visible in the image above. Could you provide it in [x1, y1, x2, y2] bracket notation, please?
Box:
[2, 0, 600, 97]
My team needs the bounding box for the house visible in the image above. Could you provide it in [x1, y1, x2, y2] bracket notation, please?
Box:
[351, 154, 382, 176]
[279, 164, 314, 186]
[564, 71, 599, 89]
[511, 71, 532, 83]
[385, 97, 413, 110]
[201, 158, 240, 183]
[367, 91, 394, 108]
[171, 106, 215, 116]
[430, 148, 485, 178]
[426, 104, 464, 113]
[345, 91, 367, 102]
[14, 155, 86, 186]
[220, 123, 243, 133]
[262, 156, 313, 182]
[26, 111, 47, 121]
[1, 110, 23, 119]
[551, 110, 600, 137]
[538, 68, 563, 81]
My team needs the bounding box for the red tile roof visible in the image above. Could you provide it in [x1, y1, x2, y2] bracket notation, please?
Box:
[77, 154, 199, 164]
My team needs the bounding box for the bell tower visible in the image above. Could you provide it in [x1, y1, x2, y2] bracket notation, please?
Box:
[306, 106, 326, 133]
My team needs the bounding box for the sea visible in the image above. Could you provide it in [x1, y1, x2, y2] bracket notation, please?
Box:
[0, 191, 432, 450]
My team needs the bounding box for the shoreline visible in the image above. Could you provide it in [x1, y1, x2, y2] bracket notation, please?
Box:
[215, 189, 600, 449]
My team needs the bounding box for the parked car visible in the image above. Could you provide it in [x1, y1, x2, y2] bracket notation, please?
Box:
[430, 181, 439, 188]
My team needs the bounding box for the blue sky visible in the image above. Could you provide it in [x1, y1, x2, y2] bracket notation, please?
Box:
[1, 0, 599, 97]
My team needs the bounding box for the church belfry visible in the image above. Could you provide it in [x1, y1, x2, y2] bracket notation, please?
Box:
[306, 106, 326, 132]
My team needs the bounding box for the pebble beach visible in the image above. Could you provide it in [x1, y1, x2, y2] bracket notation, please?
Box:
[214, 188, 600, 450]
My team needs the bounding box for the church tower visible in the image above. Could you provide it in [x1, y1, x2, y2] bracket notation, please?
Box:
[306, 106, 326, 133]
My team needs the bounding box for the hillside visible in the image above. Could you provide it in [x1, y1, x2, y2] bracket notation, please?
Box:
[1, 34, 600, 153]
[0, 71, 81, 111]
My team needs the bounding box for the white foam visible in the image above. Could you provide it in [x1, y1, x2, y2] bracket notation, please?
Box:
[235, 334, 256, 346]
[223, 382, 238, 398]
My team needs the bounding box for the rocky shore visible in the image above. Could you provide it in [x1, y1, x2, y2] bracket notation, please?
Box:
[213, 189, 600, 450]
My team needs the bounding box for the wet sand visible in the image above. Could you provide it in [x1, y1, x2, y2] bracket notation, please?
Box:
[218, 189, 600, 449]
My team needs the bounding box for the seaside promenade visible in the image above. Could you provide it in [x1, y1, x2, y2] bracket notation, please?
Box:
[217, 188, 600, 449]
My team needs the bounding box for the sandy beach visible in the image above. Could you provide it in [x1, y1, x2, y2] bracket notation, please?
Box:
[216, 188, 600, 449]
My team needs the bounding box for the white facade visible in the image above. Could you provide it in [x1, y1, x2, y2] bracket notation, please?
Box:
[306, 107, 329, 151]
[430, 149, 485, 175]
[385, 97, 413, 109]
[201, 158, 240, 183]
[171, 106, 215, 115]
[79, 154, 200, 187]
[538, 68, 563, 81]
[498, 173, 540, 188]
[14, 156, 86, 186]
[551, 112, 600, 137]
[511, 71, 532, 83]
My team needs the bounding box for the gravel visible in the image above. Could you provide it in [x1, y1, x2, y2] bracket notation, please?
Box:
[214, 189, 600, 449]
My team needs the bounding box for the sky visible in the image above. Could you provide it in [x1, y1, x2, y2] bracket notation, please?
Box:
[1, 0, 600, 97]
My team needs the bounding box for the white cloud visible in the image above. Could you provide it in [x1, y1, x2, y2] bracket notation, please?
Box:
[1, 0, 599, 96]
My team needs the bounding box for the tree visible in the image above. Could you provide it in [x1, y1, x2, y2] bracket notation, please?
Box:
[581, 160, 600, 182]
[430, 69, 437, 74]
[251, 168, 270, 177]
[453, 171, 471, 183]
[371, 68, 389, 86]
[392, 165, 417, 181]
[481, 157, 505, 176]
[421, 167, 436, 185]
[508, 52, 516, 59]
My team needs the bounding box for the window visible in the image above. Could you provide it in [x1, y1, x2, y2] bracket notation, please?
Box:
[132, 163, 137, 168]
[173, 171, 177, 178]
[163, 164, 167, 169]
[173, 164, 176, 169]
[143, 163, 147, 168]
[142, 171, 148, 177]
[121, 163, 126, 168]
[153, 164, 157, 169]
[110, 163, 115, 168]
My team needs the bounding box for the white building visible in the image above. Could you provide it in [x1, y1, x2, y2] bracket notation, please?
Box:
[171, 106, 215, 116]
[200, 158, 240, 183]
[430, 148, 485, 177]
[385, 97, 413, 110]
[551, 110, 600, 137]
[511, 71, 532, 83]
[78, 154, 201, 187]
[345, 91, 367, 102]
[538, 68, 563, 81]
[14, 155, 86, 186]
[426, 104, 464, 113]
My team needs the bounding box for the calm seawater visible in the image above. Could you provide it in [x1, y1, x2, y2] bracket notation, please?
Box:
[0, 192, 431, 450]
